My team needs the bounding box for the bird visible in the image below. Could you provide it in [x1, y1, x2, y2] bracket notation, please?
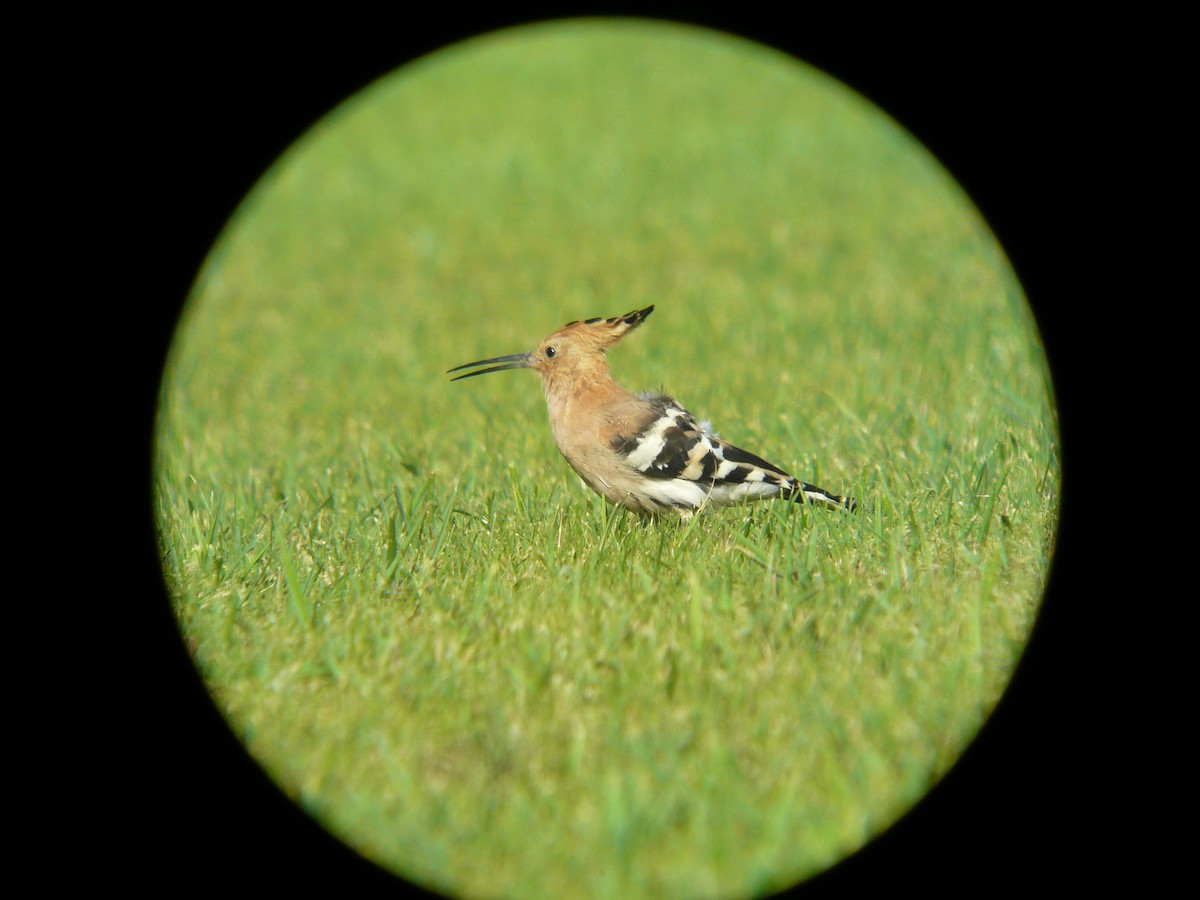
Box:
[447, 305, 856, 518]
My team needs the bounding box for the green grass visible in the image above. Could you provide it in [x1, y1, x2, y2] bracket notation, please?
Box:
[154, 20, 1059, 900]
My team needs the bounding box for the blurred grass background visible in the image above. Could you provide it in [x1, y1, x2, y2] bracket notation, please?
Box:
[155, 20, 1058, 899]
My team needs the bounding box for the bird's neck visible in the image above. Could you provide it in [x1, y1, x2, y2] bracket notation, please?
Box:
[541, 365, 627, 429]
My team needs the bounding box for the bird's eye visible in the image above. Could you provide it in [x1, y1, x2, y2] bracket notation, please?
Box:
[545, 346, 557, 359]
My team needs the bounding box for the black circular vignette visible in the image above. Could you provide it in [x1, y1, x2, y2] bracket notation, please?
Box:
[107, 11, 1112, 897]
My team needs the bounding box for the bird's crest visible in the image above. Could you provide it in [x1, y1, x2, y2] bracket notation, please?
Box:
[554, 306, 654, 352]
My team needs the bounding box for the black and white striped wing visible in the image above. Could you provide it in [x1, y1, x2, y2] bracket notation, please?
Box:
[612, 394, 855, 512]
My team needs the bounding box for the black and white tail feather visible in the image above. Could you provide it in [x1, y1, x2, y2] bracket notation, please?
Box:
[612, 392, 856, 515]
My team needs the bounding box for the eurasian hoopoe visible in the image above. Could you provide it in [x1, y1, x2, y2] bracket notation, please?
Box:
[448, 306, 856, 518]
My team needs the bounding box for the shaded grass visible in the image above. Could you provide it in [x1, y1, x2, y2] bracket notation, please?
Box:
[155, 20, 1058, 900]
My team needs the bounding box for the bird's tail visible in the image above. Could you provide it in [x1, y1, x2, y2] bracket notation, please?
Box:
[790, 481, 857, 513]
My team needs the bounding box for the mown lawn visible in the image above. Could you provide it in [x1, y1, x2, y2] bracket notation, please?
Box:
[155, 20, 1059, 899]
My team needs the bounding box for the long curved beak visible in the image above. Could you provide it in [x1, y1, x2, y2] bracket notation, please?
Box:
[447, 351, 532, 381]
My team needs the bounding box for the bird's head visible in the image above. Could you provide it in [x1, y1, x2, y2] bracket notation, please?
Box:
[448, 306, 653, 397]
